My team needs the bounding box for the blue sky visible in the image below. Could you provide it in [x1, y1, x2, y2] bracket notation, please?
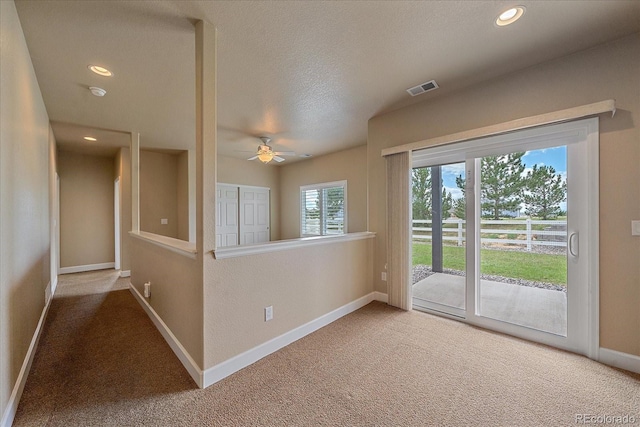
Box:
[441, 147, 568, 209]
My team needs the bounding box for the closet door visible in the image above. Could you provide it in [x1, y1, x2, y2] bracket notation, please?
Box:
[239, 186, 270, 245]
[216, 184, 239, 247]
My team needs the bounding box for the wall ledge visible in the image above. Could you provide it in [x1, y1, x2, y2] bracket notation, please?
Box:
[213, 231, 376, 260]
[129, 231, 196, 259]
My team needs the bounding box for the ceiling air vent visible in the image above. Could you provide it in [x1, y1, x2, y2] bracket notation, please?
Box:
[406, 80, 439, 97]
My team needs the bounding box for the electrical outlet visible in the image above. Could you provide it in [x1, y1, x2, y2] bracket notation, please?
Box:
[381, 272, 387, 281]
[265, 306, 273, 322]
[161, 218, 168, 225]
[632, 220, 640, 236]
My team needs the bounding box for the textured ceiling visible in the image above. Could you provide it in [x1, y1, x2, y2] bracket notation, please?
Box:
[14, 1, 640, 163]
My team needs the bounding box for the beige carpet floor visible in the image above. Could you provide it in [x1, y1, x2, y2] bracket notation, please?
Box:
[14, 270, 639, 426]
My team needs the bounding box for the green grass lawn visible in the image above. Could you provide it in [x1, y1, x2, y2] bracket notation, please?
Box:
[412, 243, 567, 285]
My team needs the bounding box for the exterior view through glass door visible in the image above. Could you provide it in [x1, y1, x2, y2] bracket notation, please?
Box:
[412, 162, 466, 318]
[411, 118, 598, 356]
[477, 147, 567, 336]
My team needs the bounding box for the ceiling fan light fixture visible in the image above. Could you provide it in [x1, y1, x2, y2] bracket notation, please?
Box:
[258, 151, 274, 164]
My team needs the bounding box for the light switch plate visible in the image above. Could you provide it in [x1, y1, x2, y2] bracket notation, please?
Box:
[161, 218, 168, 225]
[632, 220, 640, 236]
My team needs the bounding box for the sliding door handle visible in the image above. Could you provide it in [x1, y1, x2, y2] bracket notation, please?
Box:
[568, 232, 579, 257]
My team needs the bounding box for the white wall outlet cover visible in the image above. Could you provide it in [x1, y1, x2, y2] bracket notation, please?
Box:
[161, 218, 168, 225]
[265, 306, 273, 321]
[632, 220, 640, 236]
[381, 272, 387, 281]
[144, 282, 151, 298]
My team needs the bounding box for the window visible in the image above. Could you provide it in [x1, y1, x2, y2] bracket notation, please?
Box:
[300, 181, 347, 237]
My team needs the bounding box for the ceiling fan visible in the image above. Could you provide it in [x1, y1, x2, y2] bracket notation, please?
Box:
[247, 137, 295, 164]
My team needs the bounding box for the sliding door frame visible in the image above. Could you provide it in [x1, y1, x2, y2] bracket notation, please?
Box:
[410, 118, 599, 359]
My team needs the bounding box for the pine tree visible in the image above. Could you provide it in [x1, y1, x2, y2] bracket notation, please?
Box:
[453, 174, 466, 219]
[481, 153, 525, 219]
[523, 165, 566, 219]
[441, 187, 454, 218]
[412, 168, 431, 220]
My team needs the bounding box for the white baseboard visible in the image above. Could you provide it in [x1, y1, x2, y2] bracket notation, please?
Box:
[51, 275, 58, 296]
[59, 262, 115, 275]
[203, 291, 378, 388]
[45, 280, 52, 304]
[128, 284, 203, 387]
[1, 287, 53, 427]
[119, 270, 131, 278]
[598, 348, 640, 374]
[373, 291, 388, 303]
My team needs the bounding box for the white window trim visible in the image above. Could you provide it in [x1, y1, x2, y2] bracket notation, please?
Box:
[300, 180, 348, 237]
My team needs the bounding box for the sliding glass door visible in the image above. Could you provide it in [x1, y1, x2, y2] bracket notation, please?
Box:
[411, 162, 466, 317]
[411, 118, 598, 356]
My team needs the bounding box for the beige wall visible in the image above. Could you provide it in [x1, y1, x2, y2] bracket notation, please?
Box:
[115, 147, 131, 272]
[217, 155, 281, 241]
[204, 238, 374, 366]
[139, 150, 180, 238]
[130, 237, 203, 367]
[368, 34, 640, 356]
[177, 151, 190, 241]
[58, 151, 115, 268]
[279, 145, 368, 240]
[0, 0, 52, 419]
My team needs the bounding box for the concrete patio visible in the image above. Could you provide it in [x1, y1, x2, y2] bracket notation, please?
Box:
[412, 273, 567, 336]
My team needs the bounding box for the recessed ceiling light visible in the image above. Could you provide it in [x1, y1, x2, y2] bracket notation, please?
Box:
[89, 86, 107, 97]
[496, 6, 525, 26]
[88, 65, 113, 77]
[83, 136, 97, 142]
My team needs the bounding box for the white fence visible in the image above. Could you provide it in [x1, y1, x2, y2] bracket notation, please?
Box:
[413, 219, 567, 251]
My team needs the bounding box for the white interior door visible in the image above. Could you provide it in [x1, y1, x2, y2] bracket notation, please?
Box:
[216, 184, 239, 247]
[239, 186, 270, 245]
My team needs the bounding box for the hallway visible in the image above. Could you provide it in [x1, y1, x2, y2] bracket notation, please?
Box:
[13, 270, 195, 426]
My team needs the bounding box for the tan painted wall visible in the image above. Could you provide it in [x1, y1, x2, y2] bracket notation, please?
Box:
[368, 34, 640, 356]
[217, 155, 281, 241]
[139, 150, 180, 238]
[49, 127, 58, 285]
[115, 147, 131, 272]
[204, 238, 373, 366]
[0, 0, 52, 418]
[129, 237, 203, 367]
[58, 151, 115, 268]
[279, 145, 368, 239]
[177, 151, 190, 241]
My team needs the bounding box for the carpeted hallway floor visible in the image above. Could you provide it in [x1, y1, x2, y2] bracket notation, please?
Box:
[14, 270, 640, 426]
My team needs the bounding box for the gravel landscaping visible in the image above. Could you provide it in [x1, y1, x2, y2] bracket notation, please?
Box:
[412, 264, 566, 292]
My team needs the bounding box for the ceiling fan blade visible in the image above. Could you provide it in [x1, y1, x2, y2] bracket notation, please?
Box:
[273, 151, 295, 156]
[247, 155, 258, 161]
[273, 156, 286, 162]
